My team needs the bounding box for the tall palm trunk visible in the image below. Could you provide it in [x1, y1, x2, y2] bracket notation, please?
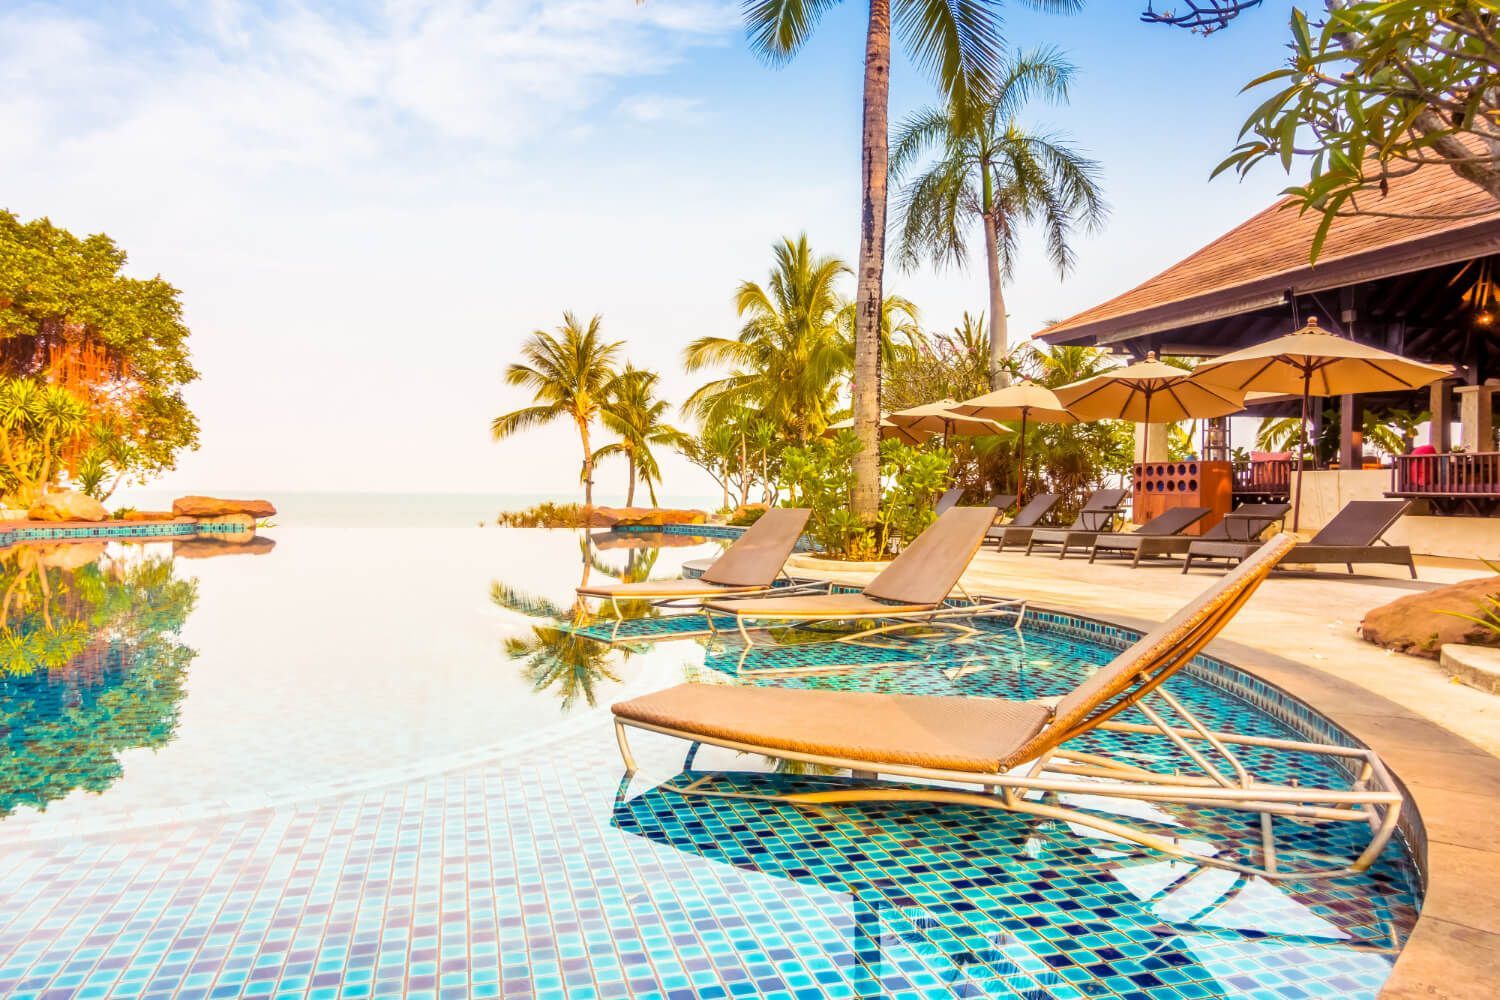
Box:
[851, 0, 891, 523]
[625, 452, 636, 507]
[982, 210, 1010, 390]
[577, 416, 594, 507]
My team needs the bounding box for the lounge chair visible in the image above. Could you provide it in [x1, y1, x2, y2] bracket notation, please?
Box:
[990, 493, 1060, 551]
[933, 487, 965, 515]
[1023, 488, 1130, 557]
[1184, 499, 1414, 578]
[984, 493, 1017, 516]
[1170, 502, 1290, 573]
[699, 507, 1021, 647]
[1084, 506, 1211, 566]
[612, 534, 1404, 879]
[577, 508, 816, 618]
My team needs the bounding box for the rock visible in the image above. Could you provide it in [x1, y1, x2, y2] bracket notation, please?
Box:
[171, 496, 276, 518]
[1360, 575, 1500, 659]
[173, 535, 277, 559]
[593, 506, 708, 528]
[729, 503, 771, 526]
[27, 490, 108, 523]
[121, 510, 177, 522]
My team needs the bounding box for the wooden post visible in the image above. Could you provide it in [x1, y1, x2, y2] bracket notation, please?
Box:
[1429, 381, 1453, 451]
[1339, 394, 1364, 469]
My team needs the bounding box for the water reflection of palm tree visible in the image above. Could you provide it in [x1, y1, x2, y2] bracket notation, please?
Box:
[491, 535, 663, 710]
[0, 545, 197, 815]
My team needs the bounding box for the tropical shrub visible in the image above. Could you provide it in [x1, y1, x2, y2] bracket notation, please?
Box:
[0, 376, 91, 504]
[782, 431, 954, 559]
[496, 502, 592, 528]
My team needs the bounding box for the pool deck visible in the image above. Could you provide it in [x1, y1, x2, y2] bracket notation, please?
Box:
[784, 547, 1500, 1000]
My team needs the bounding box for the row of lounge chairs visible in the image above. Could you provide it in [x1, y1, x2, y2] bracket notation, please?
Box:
[990, 491, 1415, 577]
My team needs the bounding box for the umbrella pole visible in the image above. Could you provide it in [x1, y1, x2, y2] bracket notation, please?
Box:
[1293, 371, 1311, 532]
[1017, 411, 1028, 503]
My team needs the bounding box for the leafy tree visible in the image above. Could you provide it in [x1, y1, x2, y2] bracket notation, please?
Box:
[594, 366, 688, 507]
[891, 47, 1107, 387]
[0, 378, 90, 503]
[0, 212, 200, 497]
[492, 312, 624, 507]
[684, 235, 850, 442]
[742, 0, 1081, 521]
[1216, 1, 1500, 258]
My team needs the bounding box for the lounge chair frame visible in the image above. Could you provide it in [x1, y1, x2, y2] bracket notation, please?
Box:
[613, 535, 1405, 880]
[1183, 500, 1414, 578]
[1023, 489, 1129, 558]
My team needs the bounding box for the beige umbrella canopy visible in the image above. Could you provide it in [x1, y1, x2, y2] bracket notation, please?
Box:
[953, 380, 1076, 502]
[1054, 352, 1247, 463]
[1190, 317, 1450, 529]
[822, 415, 924, 446]
[887, 399, 1010, 441]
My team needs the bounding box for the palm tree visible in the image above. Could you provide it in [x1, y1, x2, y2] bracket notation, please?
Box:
[684, 235, 849, 442]
[891, 47, 1107, 390]
[491, 313, 622, 507]
[595, 366, 688, 508]
[743, 0, 1081, 520]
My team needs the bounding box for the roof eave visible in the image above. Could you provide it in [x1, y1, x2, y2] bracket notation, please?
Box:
[1038, 216, 1500, 348]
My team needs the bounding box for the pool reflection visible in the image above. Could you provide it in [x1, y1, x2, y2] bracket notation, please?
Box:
[0, 544, 197, 817]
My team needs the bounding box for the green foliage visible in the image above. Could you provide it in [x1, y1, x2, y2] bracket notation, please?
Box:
[890, 47, 1108, 281]
[594, 366, 688, 507]
[495, 502, 592, 528]
[782, 431, 954, 558]
[728, 506, 768, 527]
[1215, 1, 1500, 260]
[684, 235, 851, 441]
[0, 377, 90, 502]
[0, 212, 200, 492]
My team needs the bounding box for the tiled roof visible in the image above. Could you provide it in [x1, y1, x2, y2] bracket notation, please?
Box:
[1040, 164, 1500, 345]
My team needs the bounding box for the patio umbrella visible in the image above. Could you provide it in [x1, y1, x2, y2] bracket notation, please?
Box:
[953, 379, 1076, 502]
[887, 398, 1010, 446]
[1053, 352, 1247, 463]
[1190, 317, 1450, 529]
[821, 415, 924, 446]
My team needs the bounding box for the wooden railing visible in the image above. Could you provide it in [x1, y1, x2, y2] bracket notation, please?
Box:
[1392, 451, 1500, 497]
[1232, 457, 1292, 495]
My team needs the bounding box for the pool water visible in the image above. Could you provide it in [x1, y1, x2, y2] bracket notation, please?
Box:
[0, 527, 1420, 999]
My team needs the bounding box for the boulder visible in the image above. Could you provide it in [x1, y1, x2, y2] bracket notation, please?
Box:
[594, 506, 708, 528]
[27, 490, 108, 523]
[173, 535, 277, 559]
[1360, 575, 1500, 659]
[121, 510, 177, 522]
[171, 496, 276, 519]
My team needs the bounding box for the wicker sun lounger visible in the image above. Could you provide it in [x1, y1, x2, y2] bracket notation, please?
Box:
[1184, 499, 1415, 578]
[990, 493, 1060, 550]
[577, 508, 816, 617]
[612, 534, 1404, 879]
[1085, 506, 1212, 566]
[1023, 489, 1129, 557]
[699, 507, 1022, 647]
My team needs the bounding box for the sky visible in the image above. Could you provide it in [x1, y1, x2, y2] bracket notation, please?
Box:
[1, 0, 1311, 501]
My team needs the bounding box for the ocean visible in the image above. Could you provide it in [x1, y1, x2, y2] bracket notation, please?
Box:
[109, 490, 725, 529]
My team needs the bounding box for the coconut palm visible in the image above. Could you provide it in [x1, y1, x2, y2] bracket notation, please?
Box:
[594, 366, 688, 508]
[491, 313, 623, 507]
[743, 0, 1082, 519]
[891, 46, 1107, 390]
[683, 235, 850, 442]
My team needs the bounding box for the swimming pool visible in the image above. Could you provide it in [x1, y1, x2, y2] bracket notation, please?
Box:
[0, 526, 1420, 998]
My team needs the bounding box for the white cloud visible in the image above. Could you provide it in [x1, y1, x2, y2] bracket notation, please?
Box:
[618, 93, 707, 123]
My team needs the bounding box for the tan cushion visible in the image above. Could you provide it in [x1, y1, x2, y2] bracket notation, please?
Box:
[577, 578, 761, 599]
[700, 592, 933, 618]
[613, 684, 1053, 773]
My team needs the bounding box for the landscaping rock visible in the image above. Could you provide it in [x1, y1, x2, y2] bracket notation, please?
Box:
[171, 496, 276, 518]
[592, 506, 707, 528]
[27, 490, 108, 523]
[121, 510, 177, 521]
[1440, 643, 1500, 695]
[1359, 575, 1500, 659]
